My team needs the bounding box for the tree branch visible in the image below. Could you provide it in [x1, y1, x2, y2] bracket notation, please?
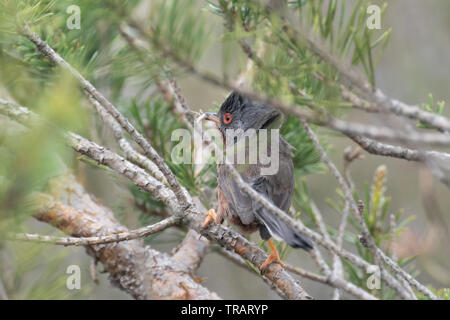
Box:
[32, 173, 220, 300]
[88, 95, 168, 185]
[171, 230, 209, 275]
[9, 216, 179, 246]
[349, 135, 450, 163]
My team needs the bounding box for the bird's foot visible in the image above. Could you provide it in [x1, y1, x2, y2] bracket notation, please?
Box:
[261, 239, 286, 271]
[202, 208, 218, 228]
[261, 251, 286, 271]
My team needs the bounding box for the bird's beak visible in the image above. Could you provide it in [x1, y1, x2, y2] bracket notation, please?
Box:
[203, 112, 220, 124]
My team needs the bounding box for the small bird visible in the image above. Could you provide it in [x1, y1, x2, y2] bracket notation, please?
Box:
[202, 91, 313, 270]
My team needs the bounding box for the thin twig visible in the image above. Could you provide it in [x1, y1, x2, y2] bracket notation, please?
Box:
[357, 201, 417, 300]
[9, 216, 179, 246]
[88, 95, 168, 185]
[389, 214, 398, 263]
[349, 135, 450, 163]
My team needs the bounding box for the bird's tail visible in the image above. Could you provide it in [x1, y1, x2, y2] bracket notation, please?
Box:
[255, 208, 313, 250]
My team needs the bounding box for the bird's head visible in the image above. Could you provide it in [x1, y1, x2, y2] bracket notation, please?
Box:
[203, 91, 283, 137]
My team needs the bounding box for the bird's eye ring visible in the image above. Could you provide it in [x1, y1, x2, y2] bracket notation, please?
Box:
[223, 113, 232, 124]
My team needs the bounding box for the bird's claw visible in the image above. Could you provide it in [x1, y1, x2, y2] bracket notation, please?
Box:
[261, 251, 286, 272]
[261, 239, 286, 272]
[202, 208, 218, 228]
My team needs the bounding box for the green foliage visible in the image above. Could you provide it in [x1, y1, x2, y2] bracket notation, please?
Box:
[281, 117, 327, 175]
[435, 288, 450, 300]
[0, 0, 57, 34]
[326, 165, 416, 299]
[209, 0, 391, 104]
[126, 98, 184, 158]
[149, 0, 214, 64]
[417, 94, 446, 129]
[292, 0, 391, 86]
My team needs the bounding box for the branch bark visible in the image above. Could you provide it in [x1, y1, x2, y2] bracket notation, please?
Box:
[33, 173, 220, 300]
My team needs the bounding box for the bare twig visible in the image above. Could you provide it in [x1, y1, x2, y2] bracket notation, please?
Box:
[88, 96, 168, 185]
[9, 216, 179, 246]
[390, 214, 398, 263]
[349, 135, 450, 163]
[285, 213, 377, 300]
[308, 202, 342, 299]
[332, 147, 363, 299]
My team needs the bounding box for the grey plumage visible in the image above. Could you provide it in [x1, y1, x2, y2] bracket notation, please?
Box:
[215, 91, 313, 251]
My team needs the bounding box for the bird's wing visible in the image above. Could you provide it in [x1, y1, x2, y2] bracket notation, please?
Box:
[218, 150, 313, 250]
[263, 147, 295, 212]
[217, 164, 255, 225]
[251, 176, 313, 250]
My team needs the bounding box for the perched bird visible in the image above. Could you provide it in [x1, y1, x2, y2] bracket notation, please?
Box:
[202, 91, 313, 270]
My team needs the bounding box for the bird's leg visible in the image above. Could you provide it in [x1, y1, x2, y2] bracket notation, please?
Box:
[261, 239, 286, 271]
[202, 208, 218, 227]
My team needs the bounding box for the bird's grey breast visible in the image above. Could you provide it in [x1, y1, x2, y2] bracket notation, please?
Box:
[217, 136, 294, 226]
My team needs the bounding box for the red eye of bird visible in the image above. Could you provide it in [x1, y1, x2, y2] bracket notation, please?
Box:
[223, 113, 232, 124]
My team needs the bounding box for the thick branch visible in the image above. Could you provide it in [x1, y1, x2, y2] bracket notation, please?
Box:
[171, 230, 209, 274]
[33, 173, 220, 300]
